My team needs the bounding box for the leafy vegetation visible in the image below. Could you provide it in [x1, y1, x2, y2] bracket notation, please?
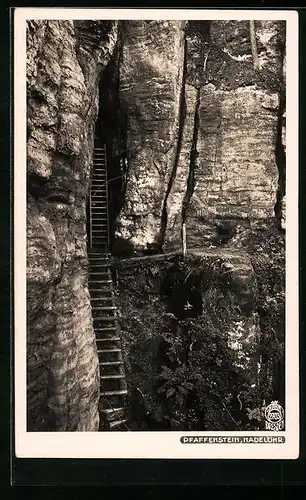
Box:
[114, 224, 285, 430]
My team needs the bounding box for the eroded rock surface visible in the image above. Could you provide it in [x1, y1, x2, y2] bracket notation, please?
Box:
[115, 20, 186, 250]
[26, 20, 117, 431]
[114, 20, 285, 251]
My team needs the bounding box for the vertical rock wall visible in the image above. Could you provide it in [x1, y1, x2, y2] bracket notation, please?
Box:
[115, 20, 286, 251]
[26, 20, 117, 431]
[185, 20, 285, 247]
[115, 20, 186, 249]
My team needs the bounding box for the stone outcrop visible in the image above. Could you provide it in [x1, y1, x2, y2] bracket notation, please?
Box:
[114, 20, 286, 251]
[26, 20, 117, 431]
[115, 20, 186, 250]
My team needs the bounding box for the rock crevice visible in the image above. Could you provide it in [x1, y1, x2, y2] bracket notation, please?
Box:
[158, 37, 188, 250]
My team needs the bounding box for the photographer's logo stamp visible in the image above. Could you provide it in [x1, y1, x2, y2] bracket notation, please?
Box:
[264, 401, 285, 431]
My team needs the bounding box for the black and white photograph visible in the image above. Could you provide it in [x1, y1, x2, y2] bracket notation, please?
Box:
[14, 8, 299, 459]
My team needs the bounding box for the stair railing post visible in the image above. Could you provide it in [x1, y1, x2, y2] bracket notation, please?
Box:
[89, 175, 92, 250]
[182, 222, 187, 257]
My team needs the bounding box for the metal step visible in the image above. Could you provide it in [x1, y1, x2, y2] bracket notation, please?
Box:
[101, 407, 125, 415]
[109, 420, 128, 429]
[100, 389, 128, 396]
[91, 297, 114, 303]
[90, 280, 112, 284]
[89, 252, 111, 255]
[96, 336, 121, 342]
[100, 374, 125, 380]
[95, 327, 117, 333]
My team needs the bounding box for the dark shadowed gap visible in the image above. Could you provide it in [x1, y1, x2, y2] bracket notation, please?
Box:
[86, 30, 129, 252]
[182, 20, 211, 236]
[157, 35, 188, 250]
[274, 22, 286, 225]
[274, 91, 286, 223]
[181, 86, 201, 225]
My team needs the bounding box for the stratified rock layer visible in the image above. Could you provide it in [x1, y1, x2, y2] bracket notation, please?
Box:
[26, 20, 117, 431]
[115, 20, 285, 251]
[186, 84, 279, 247]
[115, 20, 186, 249]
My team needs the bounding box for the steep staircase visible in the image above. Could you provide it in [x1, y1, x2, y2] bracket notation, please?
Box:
[89, 146, 109, 249]
[88, 145, 129, 431]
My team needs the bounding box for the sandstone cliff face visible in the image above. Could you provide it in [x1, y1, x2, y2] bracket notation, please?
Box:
[115, 20, 286, 251]
[26, 19, 285, 431]
[115, 20, 186, 249]
[26, 20, 117, 431]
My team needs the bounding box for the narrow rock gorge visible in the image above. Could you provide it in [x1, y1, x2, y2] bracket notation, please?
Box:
[26, 19, 286, 431]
